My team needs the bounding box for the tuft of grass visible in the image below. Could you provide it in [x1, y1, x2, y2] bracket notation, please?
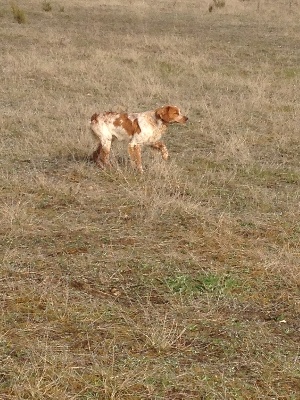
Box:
[11, 3, 26, 23]
[142, 314, 187, 353]
[42, 1, 52, 12]
[214, 0, 226, 7]
[209, 0, 226, 12]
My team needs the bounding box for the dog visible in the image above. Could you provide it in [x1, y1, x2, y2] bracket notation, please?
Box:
[89, 105, 188, 173]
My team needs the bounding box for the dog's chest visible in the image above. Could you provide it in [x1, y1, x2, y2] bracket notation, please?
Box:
[150, 124, 166, 142]
[138, 117, 167, 144]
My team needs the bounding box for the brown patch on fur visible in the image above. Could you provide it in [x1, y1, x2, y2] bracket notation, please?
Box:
[91, 113, 99, 124]
[132, 118, 141, 134]
[113, 113, 141, 136]
[103, 111, 116, 117]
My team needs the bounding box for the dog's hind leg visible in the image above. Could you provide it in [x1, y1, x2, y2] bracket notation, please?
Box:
[92, 140, 111, 169]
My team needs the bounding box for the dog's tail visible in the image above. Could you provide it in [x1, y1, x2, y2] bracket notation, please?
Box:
[90, 113, 99, 125]
[89, 113, 102, 140]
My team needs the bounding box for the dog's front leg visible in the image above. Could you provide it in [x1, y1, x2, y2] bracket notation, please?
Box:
[128, 144, 143, 173]
[151, 141, 169, 161]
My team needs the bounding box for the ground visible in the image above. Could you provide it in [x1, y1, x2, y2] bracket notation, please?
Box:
[0, 0, 299, 399]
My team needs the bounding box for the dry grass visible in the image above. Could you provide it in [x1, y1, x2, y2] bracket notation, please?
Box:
[1, 0, 300, 398]
[10, 3, 26, 24]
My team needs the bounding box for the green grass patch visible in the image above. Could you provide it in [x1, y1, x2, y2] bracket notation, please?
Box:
[166, 273, 239, 296]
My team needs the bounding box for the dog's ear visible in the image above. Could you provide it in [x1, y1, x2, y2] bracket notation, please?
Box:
[155, 106, 171, 123]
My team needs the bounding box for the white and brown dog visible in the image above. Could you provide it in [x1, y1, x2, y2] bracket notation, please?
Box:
[89, 105, 188, 173]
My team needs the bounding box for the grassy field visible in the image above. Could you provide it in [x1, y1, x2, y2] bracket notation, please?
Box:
[1, 0, 300, 398]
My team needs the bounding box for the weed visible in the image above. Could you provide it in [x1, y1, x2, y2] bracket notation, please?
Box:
[142, 315, 187, 352]
[42, 1, 52, 12]
[214, 0, 225, 7]
[11, 3, 26, 23]
[209, 0, 226, 12]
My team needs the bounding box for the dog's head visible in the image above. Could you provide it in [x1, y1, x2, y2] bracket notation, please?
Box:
[155, 105, 188, 124]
